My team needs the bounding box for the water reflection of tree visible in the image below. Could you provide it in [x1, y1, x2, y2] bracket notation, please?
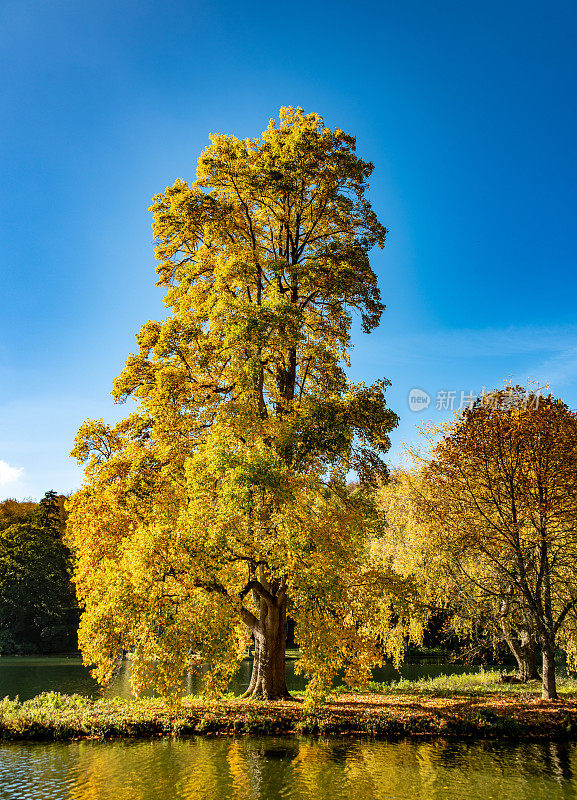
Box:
[229, 739, 299, 798]
[69, 740, 232, 800]
[62, 737, 577, 800]
[543, 741, 574, 786]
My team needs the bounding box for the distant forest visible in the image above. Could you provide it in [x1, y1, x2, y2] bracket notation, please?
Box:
[0, 492, 78, 654]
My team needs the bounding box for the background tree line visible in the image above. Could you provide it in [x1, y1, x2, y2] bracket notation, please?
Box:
[3, 383, 577, 705]
[0, 491, 79, 654]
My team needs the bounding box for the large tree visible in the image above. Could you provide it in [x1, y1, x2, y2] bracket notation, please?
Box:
[414, 387, 577, 699]
[69, 108, 415, 701]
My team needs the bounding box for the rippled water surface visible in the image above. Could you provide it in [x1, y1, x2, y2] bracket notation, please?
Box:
[1, 738, 576, 800]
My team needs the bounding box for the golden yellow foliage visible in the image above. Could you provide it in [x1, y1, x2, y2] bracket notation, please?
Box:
[68, 108, 416, 702]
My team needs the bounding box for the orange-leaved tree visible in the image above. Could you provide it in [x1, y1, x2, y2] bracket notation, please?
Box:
[414, 387, 577, 699]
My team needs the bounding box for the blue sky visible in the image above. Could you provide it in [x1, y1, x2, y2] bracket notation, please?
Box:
[1, 0, 576, 499]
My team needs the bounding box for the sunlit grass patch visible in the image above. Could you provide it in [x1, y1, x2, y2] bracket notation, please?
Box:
[331, 669, 577, 697]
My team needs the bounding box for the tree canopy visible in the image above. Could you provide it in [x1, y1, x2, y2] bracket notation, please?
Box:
[410, 387, 577, 699]
[69, 108, 418, 702]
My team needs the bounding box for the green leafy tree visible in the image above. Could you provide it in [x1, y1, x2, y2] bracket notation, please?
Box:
[0, 492, 78, 653]
[69, 108, 420, 702]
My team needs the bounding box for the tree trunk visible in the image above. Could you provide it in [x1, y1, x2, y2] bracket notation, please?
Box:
[502, 622, 540, 681]
[243, 595, 291, 700]
[541, 638, 558, 700]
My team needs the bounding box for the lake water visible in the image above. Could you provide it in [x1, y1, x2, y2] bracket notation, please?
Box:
[1, 737, 576, 800]
[0, 656, 488, 701]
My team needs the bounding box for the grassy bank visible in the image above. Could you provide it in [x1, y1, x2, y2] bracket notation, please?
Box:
[2, 671, 577, 742]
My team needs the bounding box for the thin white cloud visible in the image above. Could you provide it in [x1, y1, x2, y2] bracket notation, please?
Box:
[0, 460, 24, 487]
[378, 324, 577, 388]
[529, 346, 577, 389]
[383, 323, 577, 360]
